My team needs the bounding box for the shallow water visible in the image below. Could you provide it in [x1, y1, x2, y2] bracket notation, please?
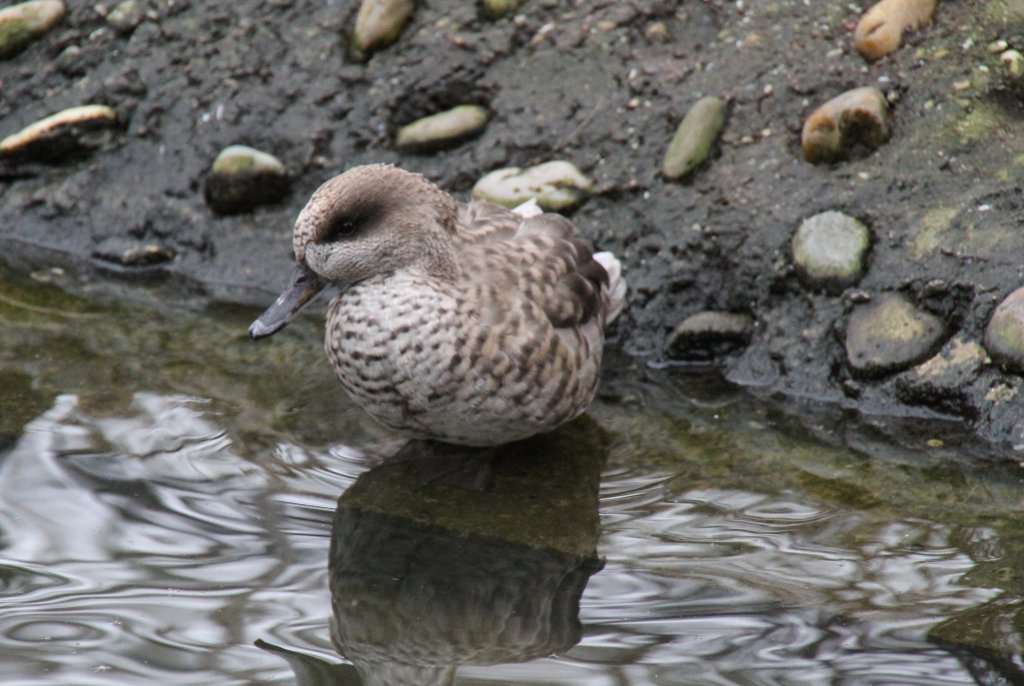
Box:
[2, 268, 1024, 686]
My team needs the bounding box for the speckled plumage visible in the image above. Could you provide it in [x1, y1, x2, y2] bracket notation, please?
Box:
[251, 164, 626, 446]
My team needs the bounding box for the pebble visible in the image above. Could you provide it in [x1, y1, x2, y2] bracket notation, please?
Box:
[791, 211, 870, 294]
[0, 0, 65, 59]
[394, 105, 490, 152]
[983, 287, 1024, 373]
[472, 161, 594, 212]
[845, 293, 946, 376]
[665, 311, 753, 362]
[661, 96, 727, 180]
[855, 0, 937, 61]
[1001, 49, 1024, 78]
[644, 21, 671, 43]
[482, 0, 523, 19]
[0, 104, 117, 162]
[802, 87, 889, 164]
[352, 0, 414, 56]
[203, 145, 290, 215]
[106, 0, 143, 34]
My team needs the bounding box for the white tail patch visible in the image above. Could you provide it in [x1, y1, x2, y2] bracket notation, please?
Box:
[511, 198, 543, 218]
[594, 251, 626, 324]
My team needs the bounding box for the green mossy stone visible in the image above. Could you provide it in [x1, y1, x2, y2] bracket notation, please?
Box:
[394, 105, 490, 152]
[0, 0, 65, 59]
[661, 96, 727, 180]
[482, 0, 524, 19]
[352, 0, 414, 55]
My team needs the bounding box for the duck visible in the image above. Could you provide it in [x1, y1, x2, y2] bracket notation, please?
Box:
[249, 164, 626, 446]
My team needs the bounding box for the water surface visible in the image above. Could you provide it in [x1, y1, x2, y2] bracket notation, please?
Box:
[2, 268, 1023, 685]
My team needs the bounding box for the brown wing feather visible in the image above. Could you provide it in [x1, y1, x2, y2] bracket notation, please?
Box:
[456, 200, 521, 244]
[456, 202, 609, 329]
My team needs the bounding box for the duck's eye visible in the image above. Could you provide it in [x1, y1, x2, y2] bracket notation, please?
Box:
[323, 218, 357, 242]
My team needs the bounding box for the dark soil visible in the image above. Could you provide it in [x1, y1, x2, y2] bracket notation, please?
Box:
[3, 0, 1024, 455]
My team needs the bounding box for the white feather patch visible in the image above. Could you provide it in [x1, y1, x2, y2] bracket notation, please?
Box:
[511, 198, 543, 218]
[594, 251, 626, 324]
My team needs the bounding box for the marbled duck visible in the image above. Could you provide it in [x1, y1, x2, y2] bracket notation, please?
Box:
[250, 164, 625, 446]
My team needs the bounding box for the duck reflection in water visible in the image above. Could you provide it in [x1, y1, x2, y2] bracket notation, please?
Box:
[263, 421, 606, 686]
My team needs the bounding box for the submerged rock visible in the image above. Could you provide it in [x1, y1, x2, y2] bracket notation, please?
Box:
[395, 105, 490, 152]
[802, 87, 889, 164]
[666, 310, 753, 362]
[0, 104, 117, 162]
[203, 145, 290, 215]
[855, 0, 937, 61]
[0, 0, 65, 59]
[791, 211, 870, 294]
[352, 0, 414, 57]
[661, 96, 726, 180]
[472, 161, 593, 212]
[845, 293, 946, 377]
[984, 287, 1024, 374]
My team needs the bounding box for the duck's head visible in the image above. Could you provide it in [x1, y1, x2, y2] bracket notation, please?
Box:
[249, 164, 459, 339]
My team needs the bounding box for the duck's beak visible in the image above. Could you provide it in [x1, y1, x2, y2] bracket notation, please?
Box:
[249, 261, 325, 339]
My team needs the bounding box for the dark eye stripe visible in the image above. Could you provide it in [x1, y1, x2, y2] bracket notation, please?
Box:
[323, 218, 357, 243]
[318, 201, 382, 244]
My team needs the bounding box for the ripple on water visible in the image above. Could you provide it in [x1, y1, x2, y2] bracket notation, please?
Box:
[0, 292, 1017, 686]
[0, 390, 340, 685]
[576, 463, 1000, 685]
[0, 561, 70, 596]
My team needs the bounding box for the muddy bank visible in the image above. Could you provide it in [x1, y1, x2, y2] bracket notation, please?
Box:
[3, 0, 1024, 455]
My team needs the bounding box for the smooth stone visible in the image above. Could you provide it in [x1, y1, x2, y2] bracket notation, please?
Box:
[666, 310, 753, 361]
[1001, 49, 1024, 78]
[92, 237, 176, 267]
[802, 87, 889, 164]
[0, 0, 65, 59]
[661, 96, 726, 180]
[855, 0, 937, 61]
[472, 161, 593, 212]
[204, 145, 290, 215]
[0, 104, 117, 162]
[482, 0, 523, 18]
[791, 211, 870, 294]
[983, 287, 1024, 373]
[394, 105, 490, 152]
[845, 293, 946, 377]
[644, 21, 671, 42]
[106, 0, 143, 34]
[352, 0, 414, 56]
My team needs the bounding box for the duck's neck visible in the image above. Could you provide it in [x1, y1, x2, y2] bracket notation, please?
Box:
[409, 231, 459, 282]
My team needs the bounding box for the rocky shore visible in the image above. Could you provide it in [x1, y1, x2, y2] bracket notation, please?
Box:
[3, 0, 1024, 454]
